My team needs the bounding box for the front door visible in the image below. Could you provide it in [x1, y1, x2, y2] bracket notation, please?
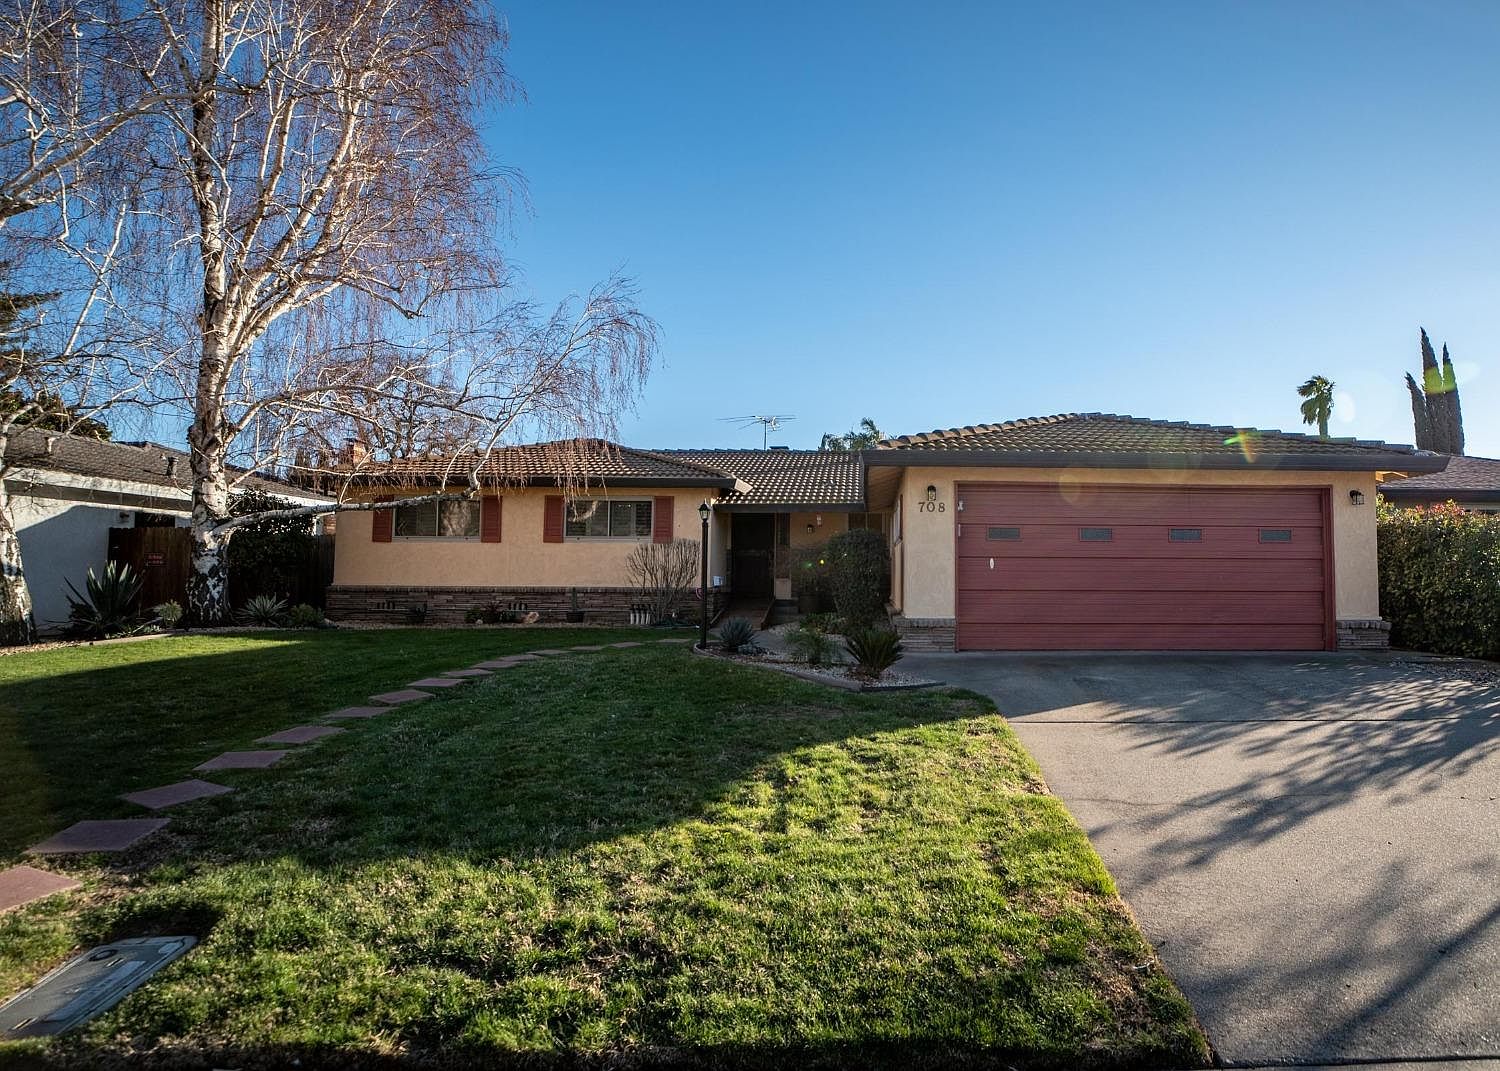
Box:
[730, 514, 775, 599]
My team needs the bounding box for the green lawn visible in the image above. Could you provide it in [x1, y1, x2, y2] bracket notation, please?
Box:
[0, 627, 662, 858]
[0, 635, 1208, 1069]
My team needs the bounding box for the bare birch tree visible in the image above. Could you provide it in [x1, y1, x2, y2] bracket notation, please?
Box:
[100, 0, 656, 621]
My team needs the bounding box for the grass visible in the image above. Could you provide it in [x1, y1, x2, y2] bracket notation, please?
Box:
[0, 637, 1208, 1069]
[0, 627, 663, 858]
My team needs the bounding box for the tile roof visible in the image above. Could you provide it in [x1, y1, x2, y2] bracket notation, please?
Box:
[1380, 454, 1499, 500]
[5, 428, 327, 499]
[659, 449, 865, 508]
[359, 440, 739, 488]
[876, 413, 1440, 468]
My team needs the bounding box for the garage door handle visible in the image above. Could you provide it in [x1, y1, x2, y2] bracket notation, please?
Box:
[989, 558, 994, 569]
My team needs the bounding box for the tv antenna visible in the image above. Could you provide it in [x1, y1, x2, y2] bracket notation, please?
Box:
[720, 414, 796, 448]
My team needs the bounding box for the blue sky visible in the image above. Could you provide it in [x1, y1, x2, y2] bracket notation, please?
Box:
[491, 1, 1500, 455]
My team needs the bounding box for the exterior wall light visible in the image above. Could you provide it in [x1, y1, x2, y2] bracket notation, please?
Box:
[926, 485, 937, 502]
[1348, 490, 1366, 506]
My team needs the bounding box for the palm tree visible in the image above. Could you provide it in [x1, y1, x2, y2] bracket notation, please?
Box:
[1297, 375, 1335, 438]
[819, 417, 884, 451]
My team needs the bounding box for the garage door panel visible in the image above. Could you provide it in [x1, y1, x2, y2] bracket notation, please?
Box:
[956, 523, 1324, 559]
[956, 556, 1325, 592]
[957, 488, 1326, 524]
[956, 590, 1326, 625]
[953, 484, 1331, 651]
[957, 623, 1330, 651]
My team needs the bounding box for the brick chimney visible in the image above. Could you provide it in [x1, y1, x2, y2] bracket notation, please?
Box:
[342, 437, 369, 465]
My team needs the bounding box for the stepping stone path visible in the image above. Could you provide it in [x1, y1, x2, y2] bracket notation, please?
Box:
[326, 705, 389, 720]
[29, 819, 168, 855]
[122, 779, 233, 811]
[0, 866, 81, 913]
[195, 750, 288, 771]
[256, 725, 343, 745]
[408, 677, 467, 689]
[12, 634, 696, 915]
[370, 688, 434, 705]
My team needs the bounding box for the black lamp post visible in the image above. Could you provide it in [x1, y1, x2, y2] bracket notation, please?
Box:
[698, 501, 711, 649]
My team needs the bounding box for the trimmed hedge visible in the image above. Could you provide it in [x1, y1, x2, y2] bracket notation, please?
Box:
[825, 527, 890, 628]
[1377, 500, 1500, 659]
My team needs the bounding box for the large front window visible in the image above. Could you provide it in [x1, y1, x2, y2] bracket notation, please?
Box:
[566, 498, 652, 539]
[395, 498, 480, 539]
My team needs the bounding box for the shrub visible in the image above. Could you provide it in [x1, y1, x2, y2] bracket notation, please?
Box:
[715, 617, 757, 652]
[786, 621, 839, 665]
[227, 489, 317, 603]
[287, 603, 325, 629]
[152, 600, 184, 628]
[236, 594, 289, 627]
[845, 627, 904, 679]
[799, 611, 845, 635]
[64, 562, 145, 639]
[626, 539, 700, 624]
[1378, 500, 1500, 659]
[793, 545, 833, 609]
[825, 528, 889, 628]
[467, 603, 534, 625]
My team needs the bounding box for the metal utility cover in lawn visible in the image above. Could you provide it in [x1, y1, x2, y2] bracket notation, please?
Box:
[0, 936, 196, 1038]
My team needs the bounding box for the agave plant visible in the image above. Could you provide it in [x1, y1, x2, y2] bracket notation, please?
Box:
[236, 594, 289, 626]
[786, 622, 840, 666]
[64, 562, 145, 639]
[715, 617, 757, 653]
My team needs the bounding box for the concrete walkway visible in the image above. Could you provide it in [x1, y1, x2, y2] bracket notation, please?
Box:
[902, 651, 1500, 1067]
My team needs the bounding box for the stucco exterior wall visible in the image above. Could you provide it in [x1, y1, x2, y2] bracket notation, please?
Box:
[893, 466, 1381, 621]
[334, 487, 719, 589]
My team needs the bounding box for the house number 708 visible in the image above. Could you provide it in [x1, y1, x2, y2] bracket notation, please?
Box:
[918, 501, 946, 513]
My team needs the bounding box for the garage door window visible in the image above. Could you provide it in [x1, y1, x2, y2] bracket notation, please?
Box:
[986, 526, 1021, 540]
[1258, 528, 1293, 543]
[1079, 527, 1113, 541]
[1169, 528, 1203, 542]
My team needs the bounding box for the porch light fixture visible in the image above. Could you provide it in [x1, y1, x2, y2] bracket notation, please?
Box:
[1348, 489, 1366, 506]
[926, 485, 937, 503]
[806, 522, 815, 534]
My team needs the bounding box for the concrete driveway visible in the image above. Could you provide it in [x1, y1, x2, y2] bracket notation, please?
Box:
[901, 651, 1500, 1067]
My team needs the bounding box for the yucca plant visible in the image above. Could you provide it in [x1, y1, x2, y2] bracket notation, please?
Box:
[715, 617, 757, 653]
[236, 594, 289, 626]
[845, 627, 904, 680]
[64, 562, 145, 639]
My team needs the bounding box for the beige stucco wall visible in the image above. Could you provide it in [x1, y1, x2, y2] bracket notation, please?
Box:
[893, 467, 1381, 621]
[334, 487, 722, 589]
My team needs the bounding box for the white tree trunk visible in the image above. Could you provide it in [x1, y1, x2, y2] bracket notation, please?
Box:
[0, 482, 36, 645]
[187, 343, 233, 623]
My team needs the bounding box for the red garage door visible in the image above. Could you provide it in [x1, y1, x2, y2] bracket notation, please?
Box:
[955, 484, 1332, 651]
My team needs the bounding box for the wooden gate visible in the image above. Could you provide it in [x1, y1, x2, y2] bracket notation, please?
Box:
[108, 528, 336, 611]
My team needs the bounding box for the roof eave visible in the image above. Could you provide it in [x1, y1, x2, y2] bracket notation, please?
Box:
[1380, 487, 1500, 502]
[714, 500, 867, 513]
[357, 473, 737, 490]
[863, 449, 1449, 474]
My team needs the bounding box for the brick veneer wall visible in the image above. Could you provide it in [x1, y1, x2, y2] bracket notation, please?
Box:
[1336, 618, 1392, 650]
[327, 585, 727, 626]
[891, 615, 957, 652]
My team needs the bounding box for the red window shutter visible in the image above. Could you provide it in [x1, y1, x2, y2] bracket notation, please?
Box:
[481, 496, 502, 543]
[652, 496, 674, 544]
[543, 495, 565, 543]
[371, 495, 393, 542]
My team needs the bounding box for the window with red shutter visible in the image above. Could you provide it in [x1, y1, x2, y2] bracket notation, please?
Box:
[481, 496, 502, 543]
[371, 495, 393, 542]
[652, 496, 674, 543]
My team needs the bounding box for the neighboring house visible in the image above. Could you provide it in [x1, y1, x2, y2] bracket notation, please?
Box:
[326, 413, 1445, 653]
[1378, 454, 1500, 514]
[5, 429, 331, 632]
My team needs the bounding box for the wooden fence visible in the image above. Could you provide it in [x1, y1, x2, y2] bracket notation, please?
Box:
[108, 527, 335, 611]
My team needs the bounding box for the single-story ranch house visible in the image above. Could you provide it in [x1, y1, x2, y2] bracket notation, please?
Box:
[1379, 454, 1500, 513]
[327, 413, 1447, 652]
